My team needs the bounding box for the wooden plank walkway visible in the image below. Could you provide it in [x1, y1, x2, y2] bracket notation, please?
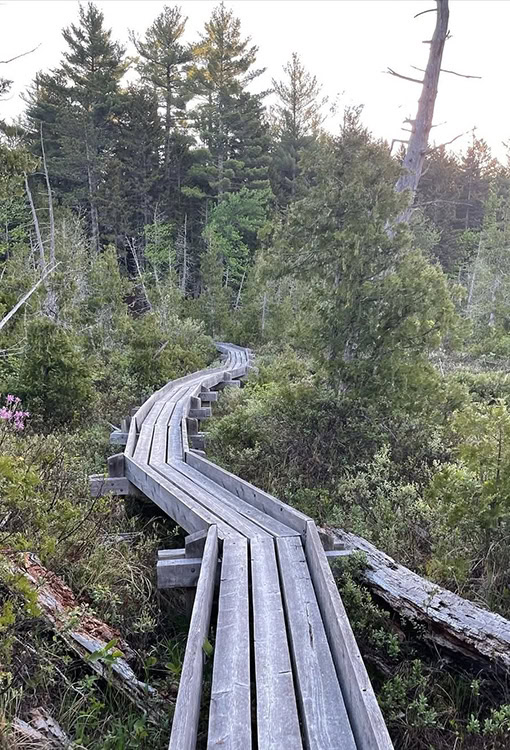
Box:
[93, 342, 394, 749]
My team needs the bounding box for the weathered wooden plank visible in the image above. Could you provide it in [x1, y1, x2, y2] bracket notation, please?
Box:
[157, 557, 203, 588]
[90, 475, 131, 497]
[200, 391, 218, 402]
[188, 407, 212, 420]
[158, 549, 185, 561]
[185, 452, 309, 536]
[172, 460, 298, 539]
[190, 433, 206, 451]
[124, 456, 236, 539]
[107, 453, 125, 478]
[251, 537, 303, 749]
[133, 422, 155, 464]
[151, 462, 270, 540]
[276, 536, 356, 750]
[208, 537, 251, 749]
[124, 418, 137, 458]
[149, 396, 179, 465]
[109, 430, 128, 445]
[304, 521, 394, 750]
[169, 526, 219, 750]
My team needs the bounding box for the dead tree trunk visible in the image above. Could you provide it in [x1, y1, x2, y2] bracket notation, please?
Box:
[332, 529, 510, 672]
[392, 0, 450, 222]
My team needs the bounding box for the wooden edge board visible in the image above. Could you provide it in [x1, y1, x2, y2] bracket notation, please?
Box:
[168, 526, 219, 750]
[304, 521, 394, 750]
[207, 537, 251, 749]
[150, 461, 270, 540]
[124, 455, 237, 539]
[251, 537, 303, 749]
[170, 459, 298, 539]
[276, 536, 357, 750]
[185, 451, 309, 536]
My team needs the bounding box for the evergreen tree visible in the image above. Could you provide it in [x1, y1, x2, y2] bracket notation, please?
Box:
[188, 2, 268, 196]
[271, 109, 457, 397]
[130, 6, 192, 192]
[26, 2, 127, 251]
[270, 53, 325, 206]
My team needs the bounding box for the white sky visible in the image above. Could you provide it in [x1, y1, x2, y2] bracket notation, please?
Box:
[1, 0, 509, 159]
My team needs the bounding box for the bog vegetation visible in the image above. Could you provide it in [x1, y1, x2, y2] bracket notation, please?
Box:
[1, 2, 510, 748]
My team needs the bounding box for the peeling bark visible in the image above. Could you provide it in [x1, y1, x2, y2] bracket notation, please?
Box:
[332, 529, 510, 672]
[7, 552, 168, 721]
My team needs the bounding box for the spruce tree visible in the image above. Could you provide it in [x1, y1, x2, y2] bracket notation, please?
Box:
[270, 53, 326, 207]
[188, 2, 268, 196]
[130, 6, 192, 190]
[26, 2, 127, 251]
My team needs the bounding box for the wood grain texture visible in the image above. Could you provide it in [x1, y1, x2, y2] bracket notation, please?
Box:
[334, 528, 510, 672]
[157, 557, 203, 588]
[276, 536, 356, 750]
[305, 522, 393, 750]
[173, 460, 298, 538]
[185, 452, 309, 535]
[168, 526, 218, 750]
[208, 537, 251, 749]
[251, 537, 303, 749]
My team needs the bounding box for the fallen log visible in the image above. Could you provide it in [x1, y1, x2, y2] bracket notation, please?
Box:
[12, 708, 73, 748]
[6, 552, 168, 722]
[332, 529, 510, 672]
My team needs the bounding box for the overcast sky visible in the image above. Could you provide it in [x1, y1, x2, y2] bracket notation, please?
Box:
[1, 0, 508, 159]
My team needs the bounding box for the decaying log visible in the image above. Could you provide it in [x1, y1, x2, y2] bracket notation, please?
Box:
[12, 708, 73, 748]
[332, 529, 510, 672]
[7, 552, 167, 722]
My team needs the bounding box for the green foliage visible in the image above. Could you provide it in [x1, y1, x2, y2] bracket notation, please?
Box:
[16, 317, 94, 428]
[127, 313, 215, 394]
[271, 108, 459, 398]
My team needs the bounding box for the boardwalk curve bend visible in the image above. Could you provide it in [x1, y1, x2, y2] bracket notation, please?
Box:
[96, 343, 394, 750]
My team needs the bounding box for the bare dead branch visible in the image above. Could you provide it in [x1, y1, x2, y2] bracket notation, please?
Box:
[0, 264, 60, 332]
[424, 129, 470, 154]
[0, 44, 41, 65]
[414, 8, 438, 18]
[411, 64, 481, 79]
[386, 67, 424, 84]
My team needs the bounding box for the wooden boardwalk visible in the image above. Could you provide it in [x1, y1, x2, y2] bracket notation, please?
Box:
[94, 344, 394, 749]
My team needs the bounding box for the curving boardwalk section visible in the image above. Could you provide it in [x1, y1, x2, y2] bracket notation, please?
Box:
[102, 344, 393, 750]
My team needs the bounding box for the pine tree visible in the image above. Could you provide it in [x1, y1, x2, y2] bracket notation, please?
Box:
[270, 53, 326, 206]
[130, 6, 192, 189]
[188, 2, 268, 196]
[26, 2, 127, 251]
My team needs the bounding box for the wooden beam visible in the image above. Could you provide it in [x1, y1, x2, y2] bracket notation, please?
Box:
[188, 407, 212, 420]
[304, 522, 393, 750]
[276, 536, 356, 750]
[208, 537, 251, 749]
[109, 430, 128, 446]
[251, 537, 302, 749]
[157, 558, 203, 588]
[185, 452, 309, 536]
[168, 526, 219, 750]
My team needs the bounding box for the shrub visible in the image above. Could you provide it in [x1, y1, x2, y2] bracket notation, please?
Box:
[15, 317, 94, 428]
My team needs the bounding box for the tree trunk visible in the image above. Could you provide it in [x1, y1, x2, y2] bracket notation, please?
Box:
[394, 0, 450, 222]
[332, 528, 510, 672]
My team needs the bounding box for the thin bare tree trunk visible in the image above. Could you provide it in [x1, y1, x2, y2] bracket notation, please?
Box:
[261, 290, 267, 333]
[128, 237, 152, 312]
[24, 172, 45, 271]
[0, 263, 59, 332]
[40, 123, 55, 266]
[394, 0, 450, 222]
[234, 270, 246, 310]
[181, 213, 188, 294]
